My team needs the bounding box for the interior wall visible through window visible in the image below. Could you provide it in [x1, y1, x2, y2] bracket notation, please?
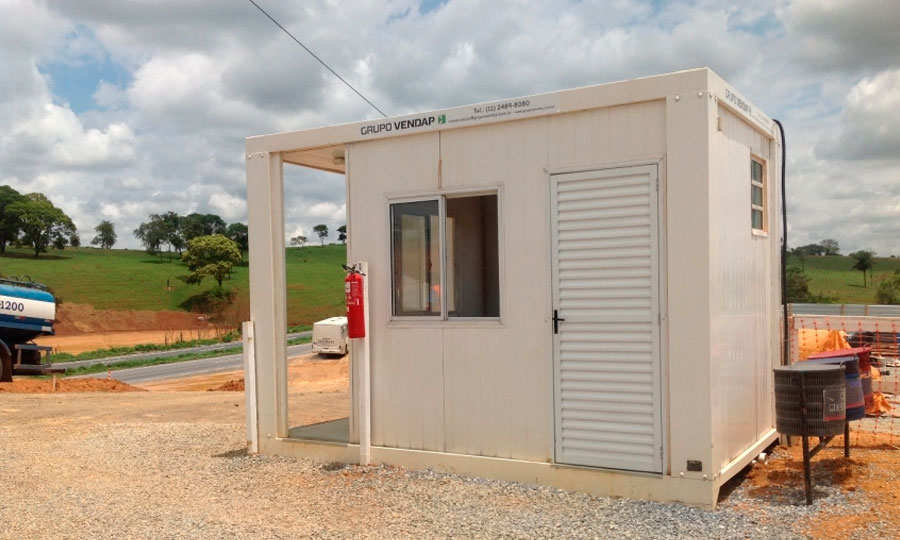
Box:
[391, 193, 499, 319]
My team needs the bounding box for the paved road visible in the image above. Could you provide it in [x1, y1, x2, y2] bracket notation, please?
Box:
[77, 342, 314, 384]
[58, 331, 311, 370]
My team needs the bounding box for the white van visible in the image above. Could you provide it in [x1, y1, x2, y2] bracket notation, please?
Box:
[311, 316, 349, 356]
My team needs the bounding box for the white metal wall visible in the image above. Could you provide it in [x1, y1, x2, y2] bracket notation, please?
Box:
[708, 105, 778, 472]
[347, 102, 666, 463]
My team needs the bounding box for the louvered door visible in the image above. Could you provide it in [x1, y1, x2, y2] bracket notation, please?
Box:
[551, 165, 662, 472]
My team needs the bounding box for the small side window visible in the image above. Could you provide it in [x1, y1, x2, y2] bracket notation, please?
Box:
[751, 158, 766, 232]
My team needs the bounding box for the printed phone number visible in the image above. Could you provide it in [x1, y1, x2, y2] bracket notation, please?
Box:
[472, 100, 531, 114]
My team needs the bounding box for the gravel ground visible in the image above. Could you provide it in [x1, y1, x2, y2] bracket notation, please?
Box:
[0, 392, 892, 540]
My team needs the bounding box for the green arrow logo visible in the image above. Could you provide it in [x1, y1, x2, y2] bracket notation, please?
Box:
[437, 115, 446, 124]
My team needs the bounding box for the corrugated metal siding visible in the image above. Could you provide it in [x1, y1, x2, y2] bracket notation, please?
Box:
[709, 107, 776, 472]
[552, 165, 662, 472]
[718, 107, 770, 161]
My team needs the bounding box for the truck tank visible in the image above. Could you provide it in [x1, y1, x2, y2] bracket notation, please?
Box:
[0, 278, 56, 380]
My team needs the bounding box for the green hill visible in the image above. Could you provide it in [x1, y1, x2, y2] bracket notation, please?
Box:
[787, 253, 900, 304]
[5, 245, 893, 324]
[0, 244, 346, 326]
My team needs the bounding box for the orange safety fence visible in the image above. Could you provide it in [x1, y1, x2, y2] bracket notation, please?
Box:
[790, 315, 900, 448]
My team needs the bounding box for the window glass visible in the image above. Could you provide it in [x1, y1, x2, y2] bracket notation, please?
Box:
[446, 195, 499, 317]
[390, 193, 499, 319]
[751, 185, 763, 206]
[391, 200, 441, 316]
[751, 209, 763, 230]
[751, 160, 763, 183]
[751, 157, 766, 232]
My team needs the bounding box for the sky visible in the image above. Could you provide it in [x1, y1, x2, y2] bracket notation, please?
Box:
[1, 0, 899, 254]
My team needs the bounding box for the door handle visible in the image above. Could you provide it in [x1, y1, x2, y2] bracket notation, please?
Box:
[553, 309, 565, 334]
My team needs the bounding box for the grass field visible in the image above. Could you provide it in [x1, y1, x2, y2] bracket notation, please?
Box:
[0, 244, 346, 326]
[787, 254, 900, 304]
[5, 245, 894, 326]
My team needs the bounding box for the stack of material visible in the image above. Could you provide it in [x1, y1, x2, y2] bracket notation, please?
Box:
[803, 343, 893, 416]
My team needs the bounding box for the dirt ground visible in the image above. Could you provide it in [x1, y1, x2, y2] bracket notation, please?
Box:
[31, 302, 232, 354]
[0, 378, 145, 393]
[34, 329, 229, 354]
[51, 303, 217, 335]
[730, 433, 900, 539]
[2, 352, 899, 538]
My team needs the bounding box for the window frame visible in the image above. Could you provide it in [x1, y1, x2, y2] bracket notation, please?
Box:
[388, 188, 501, 323]
[751, 156, 767, 233]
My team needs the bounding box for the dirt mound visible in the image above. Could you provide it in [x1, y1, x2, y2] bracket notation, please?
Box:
[208, 379, 244, 392]
[0, 378, 146, 393]
[53, 303, 213, 335]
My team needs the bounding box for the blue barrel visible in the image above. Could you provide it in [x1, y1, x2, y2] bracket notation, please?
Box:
[804, 356, 865, 421]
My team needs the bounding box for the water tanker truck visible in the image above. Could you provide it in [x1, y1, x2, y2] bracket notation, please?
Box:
[0, 277, 56, 382]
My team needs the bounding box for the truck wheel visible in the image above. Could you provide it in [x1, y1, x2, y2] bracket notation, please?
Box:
[0, 349, 11, 383]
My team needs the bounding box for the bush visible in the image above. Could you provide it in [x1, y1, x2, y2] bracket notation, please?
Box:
[786, 266, 835, 303]
[875, 271, 900, 304]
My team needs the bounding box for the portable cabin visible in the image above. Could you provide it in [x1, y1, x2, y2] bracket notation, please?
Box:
[244, 68, 783, 508]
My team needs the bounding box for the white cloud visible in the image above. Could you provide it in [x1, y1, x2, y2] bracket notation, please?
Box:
[0, 0, 896, 257]
[787, 0, 900, 72]
[208, 191, 245, 221]
[100, 203, 122, 220]
[818, 69, 900, 161]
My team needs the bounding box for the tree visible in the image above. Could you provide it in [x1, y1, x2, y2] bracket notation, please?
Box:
[290, 235, 307, 247]
[134, 221, 164, 255]
[134, 212, 183, 258]
[0, 185, 25, 253]
[786, 266, 812, 303]
[819, 238, 840, 256]
[91, 220, 117, 249]
[7, 193, 75, 257]
[313, 224, 328, 246]
[69, 232, 80, 248]
[796, 243, 826, 256]
[850, 250, 876, 287]
[876, 271, 900, 305]
[337, 224, 347, 244]
[181, 234, 242, 288]
[225, 222, 248, 258]
[789, 247, 807, 270]
[180, 213, 227, 242]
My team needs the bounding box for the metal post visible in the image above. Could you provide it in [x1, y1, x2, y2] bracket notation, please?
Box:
[798, 374, 813, 505]
[357, 261, 371, 465]
[844, 422, 850, 458]
[243, 321, 259, 454]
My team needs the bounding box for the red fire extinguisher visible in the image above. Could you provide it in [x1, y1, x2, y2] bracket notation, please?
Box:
[344, 264, 365, 338]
